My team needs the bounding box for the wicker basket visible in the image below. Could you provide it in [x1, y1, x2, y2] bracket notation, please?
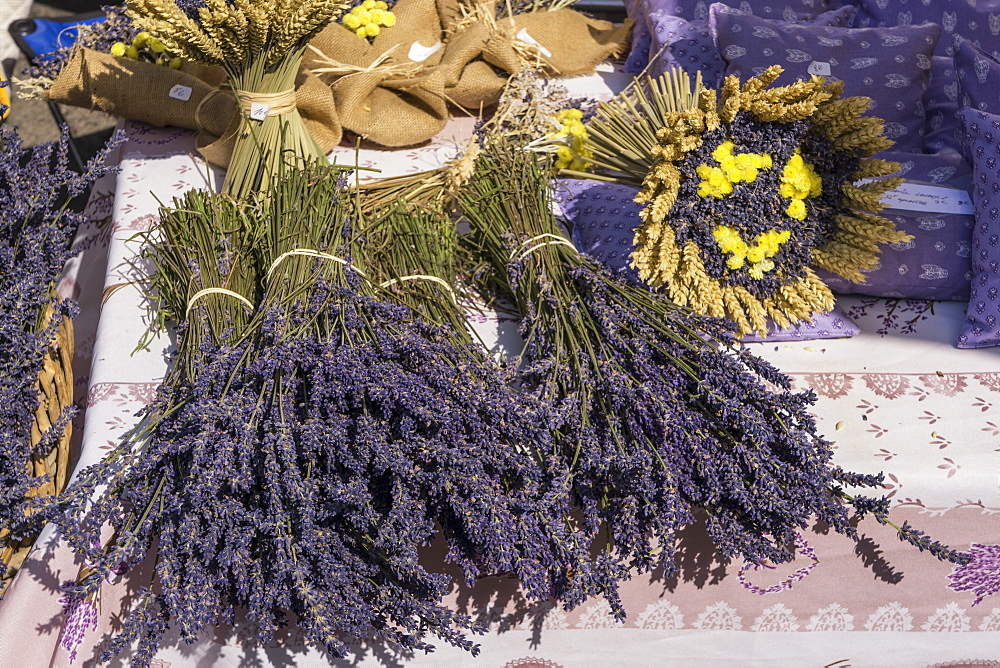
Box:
[0, 309, 74, 594]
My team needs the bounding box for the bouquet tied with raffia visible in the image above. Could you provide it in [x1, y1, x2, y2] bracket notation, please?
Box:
[48, 161, 590, 664]
[575, 66, 911, 336]
[18, 5, 342, 179]
[122, 0, 348, 198]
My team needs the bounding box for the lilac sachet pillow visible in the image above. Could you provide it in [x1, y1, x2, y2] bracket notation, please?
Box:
[644, 3, 855, 88]
[854, 0, 1000, 58]
[711, 11, 940, 153]
[923, 55, 963, 155]
[636, 0, 848, 23]
[955, 37, 1000, 115]
[624, 0, 655, 73]
[814, 150, 974, 301]
[554, 179, 861, 341]
[957, 108, 1000, 348]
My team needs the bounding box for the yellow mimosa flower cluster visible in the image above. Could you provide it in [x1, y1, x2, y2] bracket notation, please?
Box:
[779, 151, 822, 220]
[552, 108, 592, 172]
[342, 1, 396, 39]
[110, 31, 182, 69]
[695, 140, 772, 198]
[713, 225, 791, 279]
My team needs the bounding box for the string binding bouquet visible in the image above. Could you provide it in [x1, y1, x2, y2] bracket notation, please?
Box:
[573, 66, 911, 336]
[455, 136, 969, 620]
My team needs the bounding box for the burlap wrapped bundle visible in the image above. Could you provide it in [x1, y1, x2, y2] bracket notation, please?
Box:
[45, 48, 342, 167]
[306, 0, 631, 146]
[305, 0, 450, 147]
[433, 0, 632, 109]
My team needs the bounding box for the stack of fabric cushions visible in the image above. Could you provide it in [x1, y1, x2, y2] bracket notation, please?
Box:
[563, 0, 996, 346]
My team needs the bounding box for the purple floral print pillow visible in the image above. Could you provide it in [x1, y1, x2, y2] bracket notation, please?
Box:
[815, 150, 975, 301]
[853, 0, 1000, 59]
[923, 55, 963, 155]
[554, 179, 861, 341]
[955, 37, 1000, 114]
[637, 0, 846, 23]
[957, 108, 1000, 348]
[644, 3, 855, 88]
[712, 12, 940, 153]
[624, 0, 654, 73]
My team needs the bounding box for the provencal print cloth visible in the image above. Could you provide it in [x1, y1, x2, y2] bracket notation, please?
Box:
[1, 68, 1000, 666]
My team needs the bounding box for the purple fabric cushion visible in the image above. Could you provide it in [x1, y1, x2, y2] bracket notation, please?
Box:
[624, 0, 654, 73]
[644, 4, 855, 88]
[712, 12, 940, 153]
[957, 108, 1000, 348]
[955, 37, 1000, 114]
[645, 13, 727, 85]
[854, 0, 1000, 59]
[636, 0, 845, 23]
[555, 179, 860, 341]
[923, 55, 963, 154]
[816, 150, 974, 301]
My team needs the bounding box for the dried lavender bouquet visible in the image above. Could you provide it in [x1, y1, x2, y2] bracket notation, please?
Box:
[456, 139, 969, 616]
[48, 162, 582, 663]
[0, 119, 120, 583]
[363, 203, 601, 598]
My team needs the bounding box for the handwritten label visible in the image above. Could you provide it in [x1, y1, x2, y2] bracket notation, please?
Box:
[408, 40, 442, 62]
[515, 28, 552, 58]
[249, 102, 270, 121]
[881, 181, 974, 215]
[168, 85, 192, 102]
[807, 61, 832, 77]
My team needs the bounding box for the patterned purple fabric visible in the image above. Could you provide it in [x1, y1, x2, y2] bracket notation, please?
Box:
[956, 37, 1000, 114]
[712, 12, 941, 153]
[635, 0, 845, 22]
[646, 13, 727, 85]
[957, 108, 1000, 348]
[815, 150, 974, 301]
[554, 179, 861, 341]
[853, 0, 1000, 58]
[923, 56, 963, 154]
[644, 4, 855, 88]
[624, 0, 654, 73]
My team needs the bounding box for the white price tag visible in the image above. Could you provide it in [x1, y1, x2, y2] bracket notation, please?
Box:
[249, 102, 271, 121]
[515, 28, 552, 58]
[408, 40, 442, 62]
[807, 61, 832, 77]
[168, 85, 192, 102]
[881, 181, 974, 215]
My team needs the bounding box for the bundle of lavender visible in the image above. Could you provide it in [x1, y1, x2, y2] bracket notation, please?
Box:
[456, 139, 968, 615]
[49, 162, 580, 663]
[125, 0, 349, 199]
[363, 203, 597, 595]
[0, 118, 119, 591]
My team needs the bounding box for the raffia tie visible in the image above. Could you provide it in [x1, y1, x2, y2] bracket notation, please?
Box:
[307, 44, 420, 81]
[510, 233, 577, 264]
[236, 88, 298, 118]
[186, 287, 254, 316]
[194, 87, 228, 133]
[380, 275, 458, 304]
[265, 248, 367, 283]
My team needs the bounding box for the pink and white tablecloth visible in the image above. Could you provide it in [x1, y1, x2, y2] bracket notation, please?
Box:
[2, 66, 1000, 666]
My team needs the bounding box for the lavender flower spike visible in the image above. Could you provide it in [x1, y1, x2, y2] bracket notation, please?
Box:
[948, 543, 1000, 605]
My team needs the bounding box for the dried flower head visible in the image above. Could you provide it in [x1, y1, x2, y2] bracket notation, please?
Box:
[583, 66, 910, 336]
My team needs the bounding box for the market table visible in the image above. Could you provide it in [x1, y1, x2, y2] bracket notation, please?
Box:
[2, 67, 1000, 666]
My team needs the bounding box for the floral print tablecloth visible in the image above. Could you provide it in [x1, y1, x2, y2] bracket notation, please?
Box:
[2, 68, 1000, 666]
